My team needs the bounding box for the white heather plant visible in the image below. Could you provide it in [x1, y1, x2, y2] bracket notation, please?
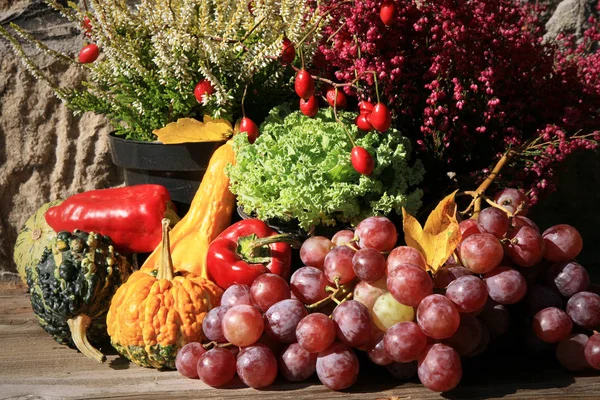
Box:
[0, 0, 323, 141]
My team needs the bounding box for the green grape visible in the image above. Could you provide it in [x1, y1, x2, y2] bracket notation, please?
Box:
[371, 292, 415, 331]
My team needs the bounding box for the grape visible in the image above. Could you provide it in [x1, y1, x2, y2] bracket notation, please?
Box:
[324, 246, 356, 285]
[222, 305, 264, 347]
[433, 266, 473, 289]
[290, 266, 329, 304]
[296, 313, 336, 353]
[387, 246, 427, 272]
[316, 342, 359, 390]
[236, 345, 278, 388]
[584, 333, 600, 370]
[332, 229, 358, 248]
[175, 342, 206, 378]
[221, 284, 252, 307]
[417, 294, 460, 339]
[477, 207, 510, 238]
[383, 321, 428, 362]
[542, 224, 583, 262]
[418, 344, 462, 392]
[511, 215, 539, 233]
[367, 332, 392, 365]
[483, 266, 527, 304]
[250, 273, 291, 312]
[469, 323, 491, 357]
[279, 343, 317, 381]
[524, 284, 564, 317]
[533, 307, 573, 343]
[355, 216, 398, 252]
[372, 292, 415, 331]
[264, 299, 308, 343]
[493, 188, 529, 216]
[566, 291, 600, 329]
[202, 306, 230, 343]
[332, 300, 373, 347]
[300, 236, 332, 269]
[459, 233, 504, 274]
[459, 219, 481, 240]
[505, 226, 545, 267]
[352, 248, 386, 282]
[387, 361, 418, 380]
[442, 315, 483, 356]
[387, 264, 433, 308]
[353, 278, 387, 310]
[445, 275, 487, 314]
[479, 300, 510, 337]
[547, 261, 590, 297]
[556, 333, 590, 371]
[196, 348, 236, 387]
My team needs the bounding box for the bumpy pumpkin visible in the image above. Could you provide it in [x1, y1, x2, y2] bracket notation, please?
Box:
[107, 219, 223, 369]
[14, 200, 62, 284]
[27, 230, 132, 362]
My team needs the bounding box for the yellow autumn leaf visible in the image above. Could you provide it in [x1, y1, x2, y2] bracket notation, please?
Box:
[402, 190, 461, 273]
[153, 115, 233, 144]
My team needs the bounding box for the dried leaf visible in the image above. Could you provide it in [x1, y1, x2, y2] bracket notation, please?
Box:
[402, 190, 461, 273]
[153, 116, 233, 144]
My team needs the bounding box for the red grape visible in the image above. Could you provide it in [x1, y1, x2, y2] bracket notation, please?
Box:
[433, 266, 473, 289]
[316, 342, 359, 390]
[290, 266, 329, 304]
[202, 305, 230, 342]
[236, 345, 278, 388]
[300, 236, 332, 269]
[175, 342, 206, 378]
[355, 216, 398, 252]
[250, 273, 291, 312]
[459, 219, 481, 240]
[222, 305, 264, 347]
[387, 264, 433, 307]
[221, 284, 252, 307]
[387, 246, 427, 272]
[417, 294, 460, 339]
[547, 261, 590, 297]
[264, 299, 308, 343]
[566, 291, 600, 329]
[477, 207, 510, 238]
[533, 307, 573, 343]
[459, 233, 504, 274]
[352, 248, 386, 282]
[418, 344, 462, 392]
[387, 361, 418, 380]
[584, 333, 600, 370]
[505, 225, 545, 267]
[367, 332, 393, 365]
[511, 215, 540, 232]
[493, 188, 529, 216]
[324, 245, 356, 284]
[542, 224, 583, 262]
[445, 275, 488, 313]
[296, 313, 336, 353]
[353, 278, 387, 310]
[197, 348, 236, 387]
[442, 315, 483, 356]
[331, 230, 357, 247]
[332, 300, 373, 347]
[279, 343, 317, 381]
[469, 323, 491, 357]
[525, 284, 564, 317]
[383, 321, 428, 362]
[483, 266, 527, 304]
[479, 300, 510, 337]
[556, 333, 590, 371]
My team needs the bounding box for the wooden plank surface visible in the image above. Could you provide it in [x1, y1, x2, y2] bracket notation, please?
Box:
[1, 281, 599, 400]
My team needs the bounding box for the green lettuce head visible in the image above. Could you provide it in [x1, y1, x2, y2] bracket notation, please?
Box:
[227, 105, 425, 231]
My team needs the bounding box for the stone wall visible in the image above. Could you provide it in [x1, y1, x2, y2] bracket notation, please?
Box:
[0, 0, 598, 279]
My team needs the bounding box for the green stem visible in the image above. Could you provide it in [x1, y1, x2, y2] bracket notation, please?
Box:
[372, 71, 380, 103]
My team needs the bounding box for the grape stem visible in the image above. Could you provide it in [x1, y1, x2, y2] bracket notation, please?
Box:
[202, 341, 234, 350]
[306, 278, 355, 311]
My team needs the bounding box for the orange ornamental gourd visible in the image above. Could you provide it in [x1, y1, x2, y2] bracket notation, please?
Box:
[140, 140, 236, 276]
[107, 219, 223, 369]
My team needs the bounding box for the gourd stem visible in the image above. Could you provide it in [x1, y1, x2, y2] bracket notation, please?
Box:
[67, 314, 105, 363]
[157, 218, 174, 281]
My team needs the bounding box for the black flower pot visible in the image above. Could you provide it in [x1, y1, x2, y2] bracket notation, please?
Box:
[109, 133, 224, 214]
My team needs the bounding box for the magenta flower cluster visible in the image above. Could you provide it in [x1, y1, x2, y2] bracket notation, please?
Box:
[316, 0, 600, 203]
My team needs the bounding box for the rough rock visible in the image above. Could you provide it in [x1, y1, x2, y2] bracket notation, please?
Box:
[0, 1, 122, 280]
[544, 0, 597, 41]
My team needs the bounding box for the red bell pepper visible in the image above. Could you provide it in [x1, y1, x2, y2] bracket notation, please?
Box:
[206, 219, 298, 289]
[44, 184, 179, 254]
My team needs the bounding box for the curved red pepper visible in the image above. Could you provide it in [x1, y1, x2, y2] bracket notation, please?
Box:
[44, 184, 179, 254]
[206, 219, 294, 289]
